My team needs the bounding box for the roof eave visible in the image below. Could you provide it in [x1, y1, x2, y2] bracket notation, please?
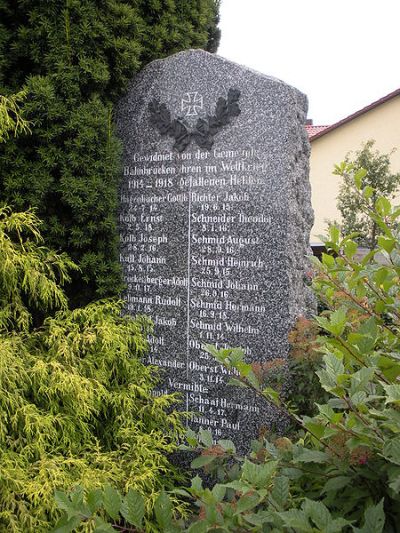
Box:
[310, 87, 400, 141]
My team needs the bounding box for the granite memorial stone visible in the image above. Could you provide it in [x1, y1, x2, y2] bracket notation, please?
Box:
[116, 49, 314, 451]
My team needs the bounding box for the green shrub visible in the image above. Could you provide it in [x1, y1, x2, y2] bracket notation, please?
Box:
[0, 206, 185, 532]
[173, 164, 400, 531]
[0, 0, 221, 305]
[55, 162, 400, 530]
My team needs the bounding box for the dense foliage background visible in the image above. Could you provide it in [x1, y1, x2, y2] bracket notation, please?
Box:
[0, 0, 221, 305]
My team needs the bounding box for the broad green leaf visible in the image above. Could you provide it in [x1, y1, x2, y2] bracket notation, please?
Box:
[353, 499, 385, 533]
[389, 476, 400, 493]
[303, 499, 331, 529]
[198, 429, 213, 447]
[120, 489, 145, 528]
[294, 449, 329, 463]
[235, 492, 260, 514]
[204, 503, 218, 524]
[382, 436, 400, 466]
[262, 386, 280, 405]
[350, 391, 367, 406]
[388, 466, 400, 494]
[204, 343, 226, 360]
[223, 480, 252, 493]
[271, 476, 289, 509]
[374, 300, 386, 314]
[217, 439, 236, 453]
[328, 518, 354, 533]
[373, 266, 389, 285]
[355, 317, 378, 353]
[322, 252, 335, 267]
[350, 367, 375, 395]
[328, 398, 348, 410]
[316, 307, 347, 336]
[191, 476, 203, 492]
[317, 403, 335, 420]
[228, 377, 247, 388]
[52, 515, 81, 533]
[317, 369, 335, 392]
[375, 196, 391, 216]
[363, 185, 374, 199]
[245, 368, 260, 387]
[376, 356, 400, 381]
[86, 489, 103, 514]
[54, 491, 81, 520]
[70, 486, 85, 506]
[241, 459, 277, 488]
[191, 454, 217, 469]
[344, 240, 358, 259]
[355, 283, 367, 298]
[211, 484, 226, 502]
[377, 236, 395, 254]
[173, 488, 191, 498]
[325, 352, 345, 375]
[236, 360, 253, 377]
[303, 499, 351, 532]
[154, 490, 173, 530]
[322, 476, 351, 494]
[228, 347, 246, 364]
[187, 521, 208, 533]
[277, 509, 311, 531]
[243, 510, 276, 526]
[281, 467, 303, 480]
[264, 440, 279, 458]
[383, 384, 400, 405]
[304, 420, 326, 439]
[361, 248, 378, 265]
[354, 168, 367, 189]
[103, 486, 121, 521]
[185, 428, 198, 447]
[329, 225, 340, 244]
[93, 517, 115, 533]
[317, 354, 345, 393]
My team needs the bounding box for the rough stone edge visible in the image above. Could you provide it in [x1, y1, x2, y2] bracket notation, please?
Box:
[286, 88, 317, 324]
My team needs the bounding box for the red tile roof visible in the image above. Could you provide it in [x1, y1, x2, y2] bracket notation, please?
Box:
[305, 124, 329, 137]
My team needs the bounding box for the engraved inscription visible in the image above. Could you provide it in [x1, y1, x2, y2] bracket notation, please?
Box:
[119, 143, 284, 442]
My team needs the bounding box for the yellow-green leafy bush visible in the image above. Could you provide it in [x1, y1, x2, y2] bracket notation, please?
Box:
[0, 206, 185, 531]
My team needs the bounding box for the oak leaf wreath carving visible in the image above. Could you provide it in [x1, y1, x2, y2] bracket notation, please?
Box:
[148, 88, 241, 152]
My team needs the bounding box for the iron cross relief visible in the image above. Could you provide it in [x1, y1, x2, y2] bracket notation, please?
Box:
[148, 88, 241, 151]
[181, 92, 204, 116]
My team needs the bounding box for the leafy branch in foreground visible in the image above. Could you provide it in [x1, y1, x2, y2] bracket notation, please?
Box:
[173, 165, 400, 531]
[53, 486, 183, 533]
[55, 164, 400, 531]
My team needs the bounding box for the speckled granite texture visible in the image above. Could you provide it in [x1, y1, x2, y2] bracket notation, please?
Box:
[116, 49, 314, 452]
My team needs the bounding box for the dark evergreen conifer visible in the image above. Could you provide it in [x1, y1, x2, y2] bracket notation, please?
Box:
[0, 0, 220, 305]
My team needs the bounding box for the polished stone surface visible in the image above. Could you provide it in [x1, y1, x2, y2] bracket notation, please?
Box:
[116, 49, 313, 452]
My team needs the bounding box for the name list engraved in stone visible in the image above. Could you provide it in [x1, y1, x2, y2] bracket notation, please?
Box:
[116, 50, 313, 451]
[119, 143, 279, 441]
